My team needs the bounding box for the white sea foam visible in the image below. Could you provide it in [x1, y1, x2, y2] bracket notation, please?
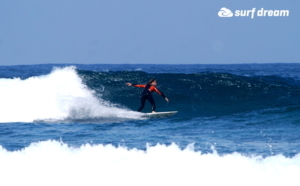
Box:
[0, 140, 299, 186]
[0, 66, 142, 123]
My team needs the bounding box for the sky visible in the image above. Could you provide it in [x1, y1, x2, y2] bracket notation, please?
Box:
[0, 0, 299, 65]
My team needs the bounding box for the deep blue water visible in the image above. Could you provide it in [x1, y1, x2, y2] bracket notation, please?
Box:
[1, 63, 300, 157]
[0, 64, 300, 185]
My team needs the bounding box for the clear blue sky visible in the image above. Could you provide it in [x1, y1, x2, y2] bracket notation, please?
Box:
[0, 0, 299, 65]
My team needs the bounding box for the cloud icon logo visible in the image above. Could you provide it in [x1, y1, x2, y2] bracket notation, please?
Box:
[218, 7, 233, 17]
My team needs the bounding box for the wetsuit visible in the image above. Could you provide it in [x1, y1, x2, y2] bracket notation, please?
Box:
[132, 84, 166, 112]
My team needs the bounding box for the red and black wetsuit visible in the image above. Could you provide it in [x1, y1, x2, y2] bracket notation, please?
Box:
[132, 84, 166, 112]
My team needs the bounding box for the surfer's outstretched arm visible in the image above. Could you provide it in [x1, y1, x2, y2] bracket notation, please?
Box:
[152, 87, 169, 102]
[126, 83, 146, 88]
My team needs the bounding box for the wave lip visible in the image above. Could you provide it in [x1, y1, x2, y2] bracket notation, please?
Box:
[0, 66, 142, 123]
[0, 140, 299, 186]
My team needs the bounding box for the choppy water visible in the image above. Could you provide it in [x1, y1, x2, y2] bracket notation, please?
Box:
[0, 64, 300, 185]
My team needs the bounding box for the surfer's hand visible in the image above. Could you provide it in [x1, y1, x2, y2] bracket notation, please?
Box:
[165, 98, 169, 102]
[126, 83, 132, 86]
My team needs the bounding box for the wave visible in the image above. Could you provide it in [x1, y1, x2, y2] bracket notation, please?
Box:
[0, 66, 142, 123]
[0, 140, 299, 186]
[2, 66, 300, 122]
[78, 69, 300, 116]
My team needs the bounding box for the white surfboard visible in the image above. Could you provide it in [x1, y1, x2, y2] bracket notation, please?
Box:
[143, 111, 178, 118]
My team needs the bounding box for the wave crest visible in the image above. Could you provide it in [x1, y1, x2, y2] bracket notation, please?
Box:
[0, 66, 142, 123]
[0, 140, 299, 186]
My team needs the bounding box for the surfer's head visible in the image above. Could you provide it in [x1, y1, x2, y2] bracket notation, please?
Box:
[147, 79, 157, 85]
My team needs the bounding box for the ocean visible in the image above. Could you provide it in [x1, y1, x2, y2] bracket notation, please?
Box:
[0, 63, 299, 185]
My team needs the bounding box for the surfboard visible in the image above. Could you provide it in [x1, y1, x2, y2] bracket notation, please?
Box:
[143, 111, 178, 118]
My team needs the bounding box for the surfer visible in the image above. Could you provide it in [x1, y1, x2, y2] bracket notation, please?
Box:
[126, 79, 169, 113]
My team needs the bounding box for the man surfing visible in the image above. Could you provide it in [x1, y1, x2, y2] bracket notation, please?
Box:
[126, 79, 169, 113]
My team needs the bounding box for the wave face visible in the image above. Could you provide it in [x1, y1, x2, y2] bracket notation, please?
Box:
[2, 65, 300, 121]
[78, 69, 300, 116]
[0, 66, 141, 123]
[0, 140, 299, 186]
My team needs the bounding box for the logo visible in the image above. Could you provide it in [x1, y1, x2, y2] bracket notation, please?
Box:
[218, 7, 233, 17]
[218, 7, 289, 19]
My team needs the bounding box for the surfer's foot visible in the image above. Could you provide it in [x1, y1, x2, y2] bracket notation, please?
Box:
[152, 111, 156, 113]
